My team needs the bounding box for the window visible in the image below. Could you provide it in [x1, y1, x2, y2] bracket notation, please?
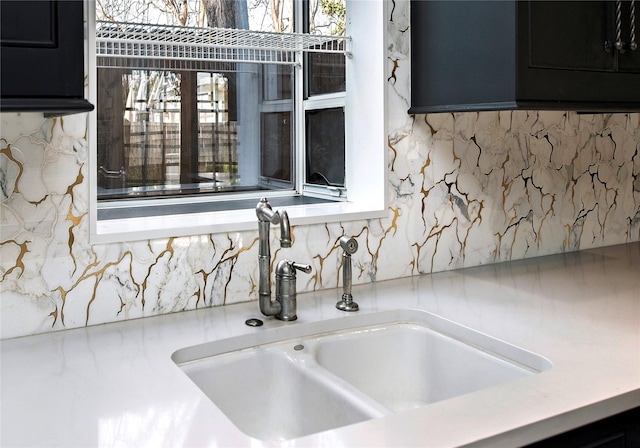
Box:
[89, 0, 387, 243]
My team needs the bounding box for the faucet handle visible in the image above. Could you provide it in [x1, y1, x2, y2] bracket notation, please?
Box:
[277, 260, 312, 276]
[275, 260, 312, 322]
[276, 260, 311, 276]
[291, 262, 312, 274]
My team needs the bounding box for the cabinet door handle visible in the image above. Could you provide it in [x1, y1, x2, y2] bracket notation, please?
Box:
[606, 0, 637, 52]
[630, 0, 637, 50]
[614, 0, 625, 52]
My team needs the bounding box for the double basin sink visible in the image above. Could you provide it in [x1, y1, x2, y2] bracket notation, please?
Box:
[172, 309, 552, 442]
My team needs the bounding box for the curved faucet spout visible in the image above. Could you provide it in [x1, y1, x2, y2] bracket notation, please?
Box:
[279, 210, 291, 248]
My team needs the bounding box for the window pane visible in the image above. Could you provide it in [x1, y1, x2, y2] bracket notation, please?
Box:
[263, 65, 292, 101]
[308, 45, 346, 96]
[261, 112, 292, 183]
[198, 73, 238, 188]
[306, 0, 346, 96]
[97, 69, 184, 199]
[96, 64, 295, 200]
[305, 107, 344, 186]
[307, 0, 345, 35]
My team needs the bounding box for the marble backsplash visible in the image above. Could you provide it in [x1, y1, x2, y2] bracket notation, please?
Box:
[2, 0, 639, 339]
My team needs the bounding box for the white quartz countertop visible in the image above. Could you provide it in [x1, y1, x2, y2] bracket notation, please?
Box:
[2, 243, 639, 447]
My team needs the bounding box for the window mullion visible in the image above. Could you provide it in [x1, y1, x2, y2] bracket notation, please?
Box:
[294, 53, 305, 195]
[294, 0, 306, 195]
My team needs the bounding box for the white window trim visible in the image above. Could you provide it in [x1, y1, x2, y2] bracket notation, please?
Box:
[88, 0, 388, 244]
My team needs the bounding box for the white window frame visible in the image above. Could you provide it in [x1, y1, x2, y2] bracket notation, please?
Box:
[88, 0, 387, 244]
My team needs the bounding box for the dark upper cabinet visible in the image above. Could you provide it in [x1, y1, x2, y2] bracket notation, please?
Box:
[524, 406, 640, 448]
[0, 0, 94, 116]
[409, 1, 640, 114]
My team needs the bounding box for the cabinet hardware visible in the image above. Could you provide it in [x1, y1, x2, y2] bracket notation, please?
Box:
[606, 0, 637, 53]
[630, 0, 637, 50]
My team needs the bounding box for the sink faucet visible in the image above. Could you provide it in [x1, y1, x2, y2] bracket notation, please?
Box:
[256, 198, 311, 321]
[336, 236, 359, 312]
[275, 259, 312, 321]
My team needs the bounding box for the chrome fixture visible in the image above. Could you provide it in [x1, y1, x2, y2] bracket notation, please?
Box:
[275, 260, 312, 321]
[336, 236, 359, 312]
[256, 198, 311, 321]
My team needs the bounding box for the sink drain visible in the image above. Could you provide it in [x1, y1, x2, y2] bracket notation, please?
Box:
[294, 344, 304, 351]
[245, 318, 264, 327]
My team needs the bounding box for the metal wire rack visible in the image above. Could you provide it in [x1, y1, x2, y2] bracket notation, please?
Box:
[96, 21, 351, 69]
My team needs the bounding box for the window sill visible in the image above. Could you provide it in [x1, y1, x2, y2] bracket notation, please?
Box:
[91, 200, 388, 244]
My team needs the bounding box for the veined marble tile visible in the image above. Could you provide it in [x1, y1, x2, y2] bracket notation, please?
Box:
[1, 0, 639, 339]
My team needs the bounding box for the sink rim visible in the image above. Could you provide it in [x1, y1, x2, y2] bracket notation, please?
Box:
[172, 308, 553, 373]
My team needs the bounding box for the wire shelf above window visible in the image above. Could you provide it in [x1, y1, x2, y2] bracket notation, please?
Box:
[96, 21, 351, 70]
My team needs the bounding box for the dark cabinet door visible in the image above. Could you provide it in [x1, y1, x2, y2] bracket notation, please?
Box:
[527, 1, 614, 72]
[528, 1, 640, 74]
[524, 406, 640, 448]
[0, 0, 93, 115]
[516, 0, 640, 107]
[409, 0, 640, 113]
[619, 51, 640, 72]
